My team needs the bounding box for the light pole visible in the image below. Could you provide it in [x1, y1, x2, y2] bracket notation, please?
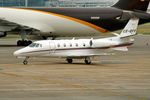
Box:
[25, 0, 28, 7]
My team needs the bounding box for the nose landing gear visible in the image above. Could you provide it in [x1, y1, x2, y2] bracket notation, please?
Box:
[23, 57, 30, 65]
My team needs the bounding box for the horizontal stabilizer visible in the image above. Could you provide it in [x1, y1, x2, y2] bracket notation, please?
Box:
[111, 47, 128, 51]
[113, 0, 150, 11]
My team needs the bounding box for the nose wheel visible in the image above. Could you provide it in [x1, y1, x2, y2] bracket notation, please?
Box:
[23, 61, 28, 65]
[23, 57, 29, 65]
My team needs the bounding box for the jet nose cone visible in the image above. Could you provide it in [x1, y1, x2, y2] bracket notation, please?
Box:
[13, 51, 20, 56]
[14, 48, 28, 57]
[14, 49, 23, 56]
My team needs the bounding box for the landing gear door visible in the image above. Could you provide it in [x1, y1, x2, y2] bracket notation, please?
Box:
[49, 41, 56, 54]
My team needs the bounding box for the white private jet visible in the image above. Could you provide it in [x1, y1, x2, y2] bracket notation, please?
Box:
[14, 18, 139, 65]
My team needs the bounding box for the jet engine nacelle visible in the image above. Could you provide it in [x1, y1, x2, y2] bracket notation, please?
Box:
[0, 32, 7, 37]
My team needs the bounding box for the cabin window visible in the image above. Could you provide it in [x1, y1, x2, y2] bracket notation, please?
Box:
[76, 43, 78, 47]
[40, 44, 42, 47]
[70, 43, 72, 47]
[83, 43, 86, 47]
[57, 44, 60, 48]
[64, 43, 66, 47]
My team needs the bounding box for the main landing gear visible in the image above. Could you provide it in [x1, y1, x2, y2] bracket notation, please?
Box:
[84, 57, 91, 64]
[23, 57, 30, 65]
[17, 40, 32, 46]
[17, 30, 33, 46]
[66, 58, 73, 64]
[66, 57, 92, 64]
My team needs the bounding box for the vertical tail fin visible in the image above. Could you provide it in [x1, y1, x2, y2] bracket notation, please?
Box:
[120, 18, 139, 38]
[112, 18, 139, 51]
[113, 0, 150, 12]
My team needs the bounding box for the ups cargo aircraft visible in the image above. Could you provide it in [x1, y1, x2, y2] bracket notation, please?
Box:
[14, 18, 139, 65]
[0, 0, 149, 46]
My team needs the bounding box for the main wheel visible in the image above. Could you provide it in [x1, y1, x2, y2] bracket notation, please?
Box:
[27, 40, 32, 45]
[23, 61, 28, 65]
[17, 40, 32, 46]
[85, 60, 91, 64]
[84, 57, 91, 64]
[23, 40, 28, 46]
[66, 58, 73, 64]
[23, 40, 32, 46]
[17, 40, 22, 46]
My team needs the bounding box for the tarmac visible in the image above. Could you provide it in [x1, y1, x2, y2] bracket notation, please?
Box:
[0, 35, 150, 100]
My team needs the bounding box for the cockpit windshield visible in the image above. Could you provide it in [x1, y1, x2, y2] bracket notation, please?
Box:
[29, 43, 42, 48]
[29, 43, 36, 47]
[36, 44, 39, 47]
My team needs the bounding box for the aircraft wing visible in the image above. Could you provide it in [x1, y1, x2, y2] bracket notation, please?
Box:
[89, 53, 115, 56]
[0, 18, 38, 33]
[62, 53, 115, 58]
[0, 18, 52, 33]
[0, 18, 19, 31]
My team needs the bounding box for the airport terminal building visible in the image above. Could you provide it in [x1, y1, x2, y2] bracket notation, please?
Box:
[0, 0, 113, 7]
[45, 0, 113, 7]
[0, 0, 48, 7]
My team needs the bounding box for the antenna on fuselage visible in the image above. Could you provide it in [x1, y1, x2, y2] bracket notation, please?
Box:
[72, 37, 75, 40]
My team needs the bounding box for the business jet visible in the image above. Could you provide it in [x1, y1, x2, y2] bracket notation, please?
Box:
[14, 18, 139, 65]
[0, 0, 149, 46]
